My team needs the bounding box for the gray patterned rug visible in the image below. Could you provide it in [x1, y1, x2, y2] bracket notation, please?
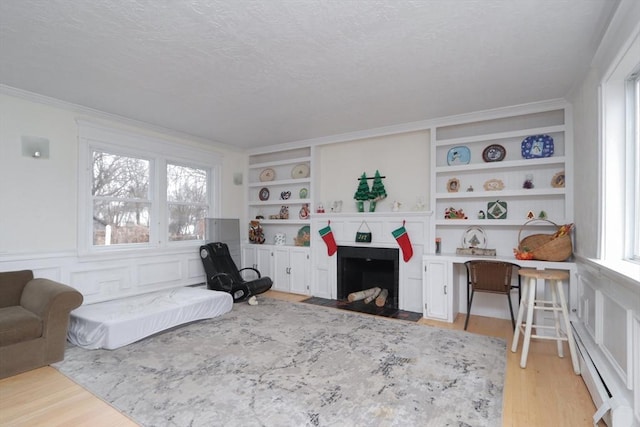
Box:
[54, 297, 505, 426]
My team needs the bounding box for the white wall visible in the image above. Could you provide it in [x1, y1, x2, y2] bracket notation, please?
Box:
[568, 1, 640, 423]
[569, 0, 640, 259]
[317, 130, 430, 213]
[0, 91, 246, 255]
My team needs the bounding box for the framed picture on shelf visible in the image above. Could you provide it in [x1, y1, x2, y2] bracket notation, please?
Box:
[487, 200, 508, 219]
[447, 178, 460, 192]
[483, 179, 504, 191]
[551, 171, 565, 188]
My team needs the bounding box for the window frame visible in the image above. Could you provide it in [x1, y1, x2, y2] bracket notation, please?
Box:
[599, 29, 640, 265]
[629, 71, 640, 260]
[77, 120, 221, 256]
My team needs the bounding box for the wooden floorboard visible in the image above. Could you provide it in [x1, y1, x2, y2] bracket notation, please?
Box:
[0, 290, 598, 426]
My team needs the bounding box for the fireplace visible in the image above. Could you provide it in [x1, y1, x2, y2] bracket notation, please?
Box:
[337, 246, 400, 309]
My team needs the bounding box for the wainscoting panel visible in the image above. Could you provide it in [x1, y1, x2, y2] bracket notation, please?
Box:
[138, 259, 182, 287]
[575, 260, 639, 426]
[69, 266, 130, 297]
[188, 257, 205, 280]
[0, 247, 206, 304]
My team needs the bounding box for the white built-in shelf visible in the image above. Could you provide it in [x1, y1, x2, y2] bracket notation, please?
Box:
[249, 198, 310, 206]
[255, 219, 310, 225]
[434, 219, 568, 226]
[435, 156, 566, 173]
[435, 188, 566, 200]
[249, 156, 311, 170]
[249, 178, 311, 188]
[434, 125, 565, 147]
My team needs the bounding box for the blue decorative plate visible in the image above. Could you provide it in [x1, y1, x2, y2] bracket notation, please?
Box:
[447, 146, 471, 165]
[521, 135, 554, 159]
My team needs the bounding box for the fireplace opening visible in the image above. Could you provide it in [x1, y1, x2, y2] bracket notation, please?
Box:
[337, 246, 400, 310]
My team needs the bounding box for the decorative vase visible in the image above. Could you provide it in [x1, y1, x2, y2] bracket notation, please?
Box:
[356, 201, 364, 212]
[369, 200, 377, 212]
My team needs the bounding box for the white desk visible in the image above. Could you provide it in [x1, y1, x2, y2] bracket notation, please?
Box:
[422, 254, 577, 323]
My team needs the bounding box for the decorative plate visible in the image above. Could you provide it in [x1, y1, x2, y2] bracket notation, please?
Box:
[462, 226, 487, 248]
[291, 164, 310, 179]
[258, 187, 270, 201]
[259, 168, 276, 182]
[521, 134, 554, 159]
[482, 144, 506, 162]
[446, 146, 471, 165]
[296, 225, 311, 246]
[299, 187, 308, 199]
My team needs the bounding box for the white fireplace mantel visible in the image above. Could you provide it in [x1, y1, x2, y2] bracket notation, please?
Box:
[310, 211, 433, 313]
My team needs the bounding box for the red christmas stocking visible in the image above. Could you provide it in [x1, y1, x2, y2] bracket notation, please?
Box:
[319, 224, 337, 256]
[392, 225, 413, 262]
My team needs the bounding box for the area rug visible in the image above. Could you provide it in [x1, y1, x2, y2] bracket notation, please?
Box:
[54, 297, 506, 426]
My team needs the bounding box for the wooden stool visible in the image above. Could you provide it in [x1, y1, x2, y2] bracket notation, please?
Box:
[511, 268, 580, 374]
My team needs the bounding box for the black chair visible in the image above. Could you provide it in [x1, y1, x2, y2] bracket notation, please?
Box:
[200, 242, 272, 303]
[464, 260, 521, 330]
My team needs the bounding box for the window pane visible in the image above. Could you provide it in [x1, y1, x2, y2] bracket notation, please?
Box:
[168, 204, 207, 241]
[167, 163, 208, 242]
[93, 201, 150, 245]
[634, 75, 640, 259]
[167, 164, 207, 203]
[93, 151, 149, 199]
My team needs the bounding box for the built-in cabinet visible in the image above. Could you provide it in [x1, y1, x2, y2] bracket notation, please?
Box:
[241, 245, 273, 280]
[273, 246, 311, 294]
[422, 259, 453, 321]
[430, 103, 573, 257]
[242, 244, 311, 295]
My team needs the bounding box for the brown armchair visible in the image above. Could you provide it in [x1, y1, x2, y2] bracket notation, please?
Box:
[0, 270, 83, 378]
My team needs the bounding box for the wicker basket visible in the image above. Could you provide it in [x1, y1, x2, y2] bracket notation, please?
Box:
[517, 219, 573, 262]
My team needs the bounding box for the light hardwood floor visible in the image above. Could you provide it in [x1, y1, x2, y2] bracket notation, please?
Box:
[0, 290, 598, 427]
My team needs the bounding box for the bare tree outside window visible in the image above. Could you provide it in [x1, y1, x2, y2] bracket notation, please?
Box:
[92, 151, 151, 245]
[167, 163, 208, 241]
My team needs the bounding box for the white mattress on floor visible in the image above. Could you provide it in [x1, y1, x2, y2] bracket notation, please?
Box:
[67, 287, 233, 350]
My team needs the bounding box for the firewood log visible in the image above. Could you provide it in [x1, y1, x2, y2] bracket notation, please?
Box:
[363, 287, 382, 304]
[348, 287, 381, 302]
[375, 288, 389, 307]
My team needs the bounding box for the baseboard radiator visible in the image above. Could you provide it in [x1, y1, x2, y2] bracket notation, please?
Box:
[573, 323, 636, 426]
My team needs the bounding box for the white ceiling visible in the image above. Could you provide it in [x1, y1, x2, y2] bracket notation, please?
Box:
[0, 0, 618, 149]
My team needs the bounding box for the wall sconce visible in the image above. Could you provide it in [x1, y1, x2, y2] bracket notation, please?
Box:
[21, 135, 50, 159]
[233, 172, 243, 185]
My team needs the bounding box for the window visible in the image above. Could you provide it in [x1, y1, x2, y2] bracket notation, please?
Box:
[167, 163, 208, 241]
[601, 29, 640, 265]
[92, 150, 151, 246]
[78, 121, 221, 254]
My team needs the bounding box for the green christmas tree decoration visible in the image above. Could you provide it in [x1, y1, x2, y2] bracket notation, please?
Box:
[369, 170, 387, 212]
[354, 172, 371, 212]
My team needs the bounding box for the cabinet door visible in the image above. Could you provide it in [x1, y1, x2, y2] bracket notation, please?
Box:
[400, 244, 424, 313]
[273, 247, 291, 292]
[289, 248, 310, 295]
[423, 260, 450, 321]
[255, 246, 273, 280]
[242, 246, 257, 270]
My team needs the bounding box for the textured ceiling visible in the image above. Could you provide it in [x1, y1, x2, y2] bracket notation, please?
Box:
[0, 0, 618, 149]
